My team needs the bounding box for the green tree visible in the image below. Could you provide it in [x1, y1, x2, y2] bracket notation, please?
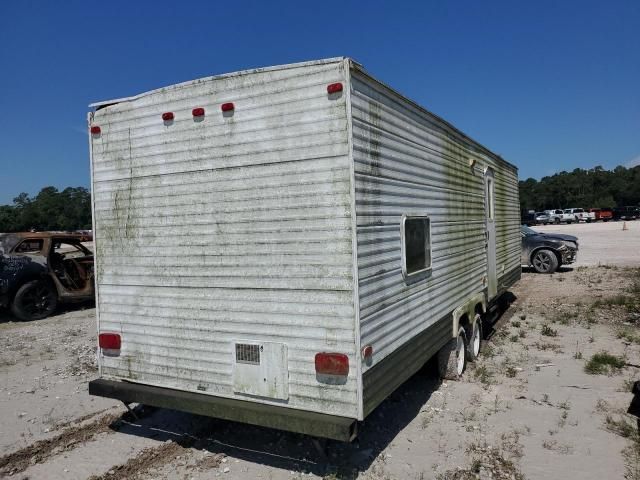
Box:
[519, 165, 640, 211]
[0, 186, 92, 232]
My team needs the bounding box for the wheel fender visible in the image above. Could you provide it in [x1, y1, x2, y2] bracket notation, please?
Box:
[452, 293, 487, 338]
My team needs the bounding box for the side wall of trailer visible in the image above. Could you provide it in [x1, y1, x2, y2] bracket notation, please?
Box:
[89, 59, 361, 419]
[494, 166, 521, 295]
[348, 64, 520, 415]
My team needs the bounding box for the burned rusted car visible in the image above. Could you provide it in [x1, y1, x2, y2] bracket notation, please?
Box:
[0, 233, 94, 320]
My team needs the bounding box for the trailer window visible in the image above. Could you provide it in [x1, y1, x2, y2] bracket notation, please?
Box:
[401, 216, 431, 277]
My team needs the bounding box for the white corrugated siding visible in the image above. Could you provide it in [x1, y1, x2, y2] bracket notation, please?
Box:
[90, 59, 359, 418]
[350, 67, 520, 374]
[494, 167, 521, 289]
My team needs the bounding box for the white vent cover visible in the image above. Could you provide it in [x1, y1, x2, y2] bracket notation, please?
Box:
[232, 341, 288, 400]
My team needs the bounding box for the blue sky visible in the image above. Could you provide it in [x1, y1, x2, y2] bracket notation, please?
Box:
[0, 0, 638, 204]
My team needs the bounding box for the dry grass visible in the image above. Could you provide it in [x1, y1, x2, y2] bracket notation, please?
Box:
[436, 438, 525, 480]
[584, 352, 626, 375]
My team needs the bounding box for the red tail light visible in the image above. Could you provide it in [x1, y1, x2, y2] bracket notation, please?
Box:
[192, 107, 205, 117]
[90, 126, 101, 134]
[327, 83, 343, 94]
[362, 345, 373, 359]
[162, 112, 174, 121]
[315, 353, 349, 376]
[221, 102, 234, 112]
[99, 333, 121, 350]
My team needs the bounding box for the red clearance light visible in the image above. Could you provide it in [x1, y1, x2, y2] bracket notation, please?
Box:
[362, 345, 373, 359]
[192, 107, 205, 117]
[90, 126, 101, 134]
[98, 333, 121, 350]
[315, 352, 349, 376]
[162, 112, 174, 121]
[221, 102, 234, 112]
[327, 83, 343, 94]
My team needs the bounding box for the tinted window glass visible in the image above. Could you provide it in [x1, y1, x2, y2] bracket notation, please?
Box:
[403, 217, 431, 275]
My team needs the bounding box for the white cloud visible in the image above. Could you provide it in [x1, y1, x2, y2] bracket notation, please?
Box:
[627, 155, 640, 168]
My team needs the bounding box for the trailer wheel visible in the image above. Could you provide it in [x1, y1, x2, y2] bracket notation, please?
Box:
[466, 314, 483, 362]
[438, 327, 466, 380]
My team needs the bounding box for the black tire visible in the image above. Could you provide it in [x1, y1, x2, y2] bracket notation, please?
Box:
[438, 327, 467, 380]
[11, 280, 58, 321]
[532, 249, 559, 274]
[466, 314, 483, 362]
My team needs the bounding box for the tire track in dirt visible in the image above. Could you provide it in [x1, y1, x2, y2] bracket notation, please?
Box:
[87, 439, 193, 480]
[0, 410, 124, 476]
[86, 430, 224, 480]
[52, 406, 118, 431]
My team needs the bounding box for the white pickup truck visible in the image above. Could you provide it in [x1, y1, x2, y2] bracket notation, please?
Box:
[546, 209, 576, 224]
[565, 208, 595, 223]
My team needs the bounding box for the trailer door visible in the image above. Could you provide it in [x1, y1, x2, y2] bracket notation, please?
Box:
[484, 168, 497, 299]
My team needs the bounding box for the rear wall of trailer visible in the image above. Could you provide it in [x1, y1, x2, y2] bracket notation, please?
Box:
[89, 59, 362, 420]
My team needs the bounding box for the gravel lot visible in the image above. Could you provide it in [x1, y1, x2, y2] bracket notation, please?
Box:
[535, 219, 640, 266]
[1, 225, 639, 479]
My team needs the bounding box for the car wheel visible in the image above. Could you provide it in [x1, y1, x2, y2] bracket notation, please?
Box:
[11, 280, 58, 321]
[438, 327, 467, 380]
[532, 249, 559, 274]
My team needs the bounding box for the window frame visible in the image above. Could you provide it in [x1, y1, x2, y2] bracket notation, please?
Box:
[486, 177, 495, 220]
[13, 239, 45, 254]
[400, 214, 432, 279]
[52, 240, 92, 259]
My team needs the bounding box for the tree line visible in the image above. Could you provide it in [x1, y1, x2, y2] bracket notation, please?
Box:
[0, 187, 92, 233]
[519, 165, 640, 212]
[1, 166, 638, 232]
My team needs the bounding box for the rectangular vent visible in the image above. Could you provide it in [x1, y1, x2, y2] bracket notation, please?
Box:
[236, 343, 260, 365]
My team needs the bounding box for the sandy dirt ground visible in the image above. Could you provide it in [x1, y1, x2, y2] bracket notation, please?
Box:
[1, 226, 639, 479]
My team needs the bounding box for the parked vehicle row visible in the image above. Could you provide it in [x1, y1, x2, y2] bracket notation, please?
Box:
[521, 206, 639, 225]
